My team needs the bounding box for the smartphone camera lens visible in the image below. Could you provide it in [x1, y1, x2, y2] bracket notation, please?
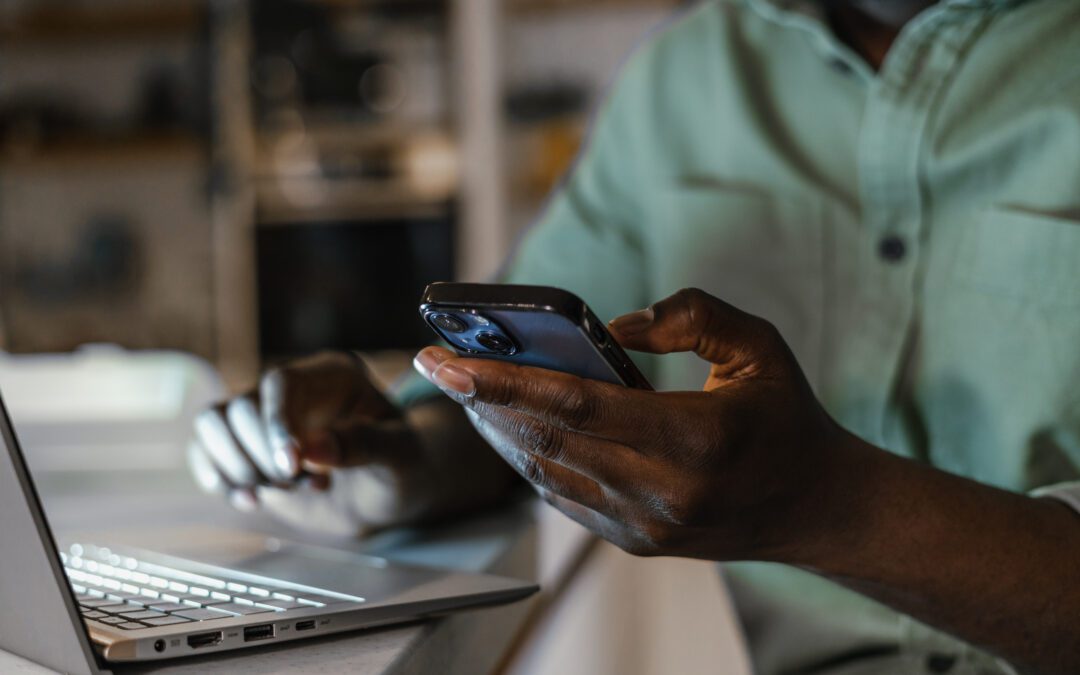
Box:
[475, 331, 517, 356]
[430, 313, 468, 333]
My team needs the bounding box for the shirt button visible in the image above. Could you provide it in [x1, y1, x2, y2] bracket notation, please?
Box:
[829, 57, 854, 76]
[925, 653, 957, 673]
[878, 235, 907, 263]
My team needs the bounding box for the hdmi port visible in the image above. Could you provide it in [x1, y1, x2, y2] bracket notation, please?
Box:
[187, 631, 222, 649]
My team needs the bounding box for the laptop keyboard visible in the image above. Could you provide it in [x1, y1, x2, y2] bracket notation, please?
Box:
[62, 543, 361, 631]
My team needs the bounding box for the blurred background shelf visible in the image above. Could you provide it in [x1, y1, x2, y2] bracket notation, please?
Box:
[0, 0, 680, 390]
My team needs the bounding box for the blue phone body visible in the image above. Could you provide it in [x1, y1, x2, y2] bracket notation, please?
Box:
[419, 283, 652, 390]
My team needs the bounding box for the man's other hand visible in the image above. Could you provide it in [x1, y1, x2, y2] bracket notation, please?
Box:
[187, 351, 435, 537]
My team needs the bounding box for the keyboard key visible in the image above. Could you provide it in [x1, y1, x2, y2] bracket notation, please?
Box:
[212, 602, 273, 616]
[106, 592, 146, 603]
[99, 616, 126, 625]
[117, 622, 146, 630]
[80, 599, 125, 609]
[230, 593, 267, 604]
[81, 610, 107, 619]
[170, 593, 215, 605]
[172, 608, 230, 621]
[148, 603, 189, 613]
[257, 599, 306, 610]
[143, 616, 192, 627]
[119, 610, 167, 621]
[99, 604, 141, 615]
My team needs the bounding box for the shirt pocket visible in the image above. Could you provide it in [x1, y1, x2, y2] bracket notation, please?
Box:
[646, 183, 826, 390]
[953, 207, 1080, 308]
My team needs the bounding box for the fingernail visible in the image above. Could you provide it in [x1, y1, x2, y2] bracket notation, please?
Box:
[413, 349, 449, 380]
[609, 308, 655, 335]
[229, 489, 258, 512]
[432, 362, 476, 397]
[274, 442, 299, 477]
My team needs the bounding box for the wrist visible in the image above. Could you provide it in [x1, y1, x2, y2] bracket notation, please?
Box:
[776, 422, 896, 571]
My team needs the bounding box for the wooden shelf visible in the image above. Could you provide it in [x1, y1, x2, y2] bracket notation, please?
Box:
[0, 1, 205, 45]
[0, 134, 205, 168]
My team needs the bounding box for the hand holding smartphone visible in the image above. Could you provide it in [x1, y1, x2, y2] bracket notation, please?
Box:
[419, 283, 652, 390]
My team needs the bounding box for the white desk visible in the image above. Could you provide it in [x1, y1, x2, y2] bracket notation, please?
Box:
[1, 476, 564, 675]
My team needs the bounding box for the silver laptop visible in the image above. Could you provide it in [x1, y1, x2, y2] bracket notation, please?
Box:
[0, 387, 538, 673]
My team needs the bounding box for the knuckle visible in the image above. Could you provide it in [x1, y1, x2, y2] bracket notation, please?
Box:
[517, 419, 558, 460]
[555, 383, 598, 430]
[657, 492, 705, 528]
[260, 367, 288, 397]
[517, 450, 545, 485]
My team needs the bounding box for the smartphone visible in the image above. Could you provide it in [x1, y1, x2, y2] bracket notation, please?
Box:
[419, 282, 652, 390]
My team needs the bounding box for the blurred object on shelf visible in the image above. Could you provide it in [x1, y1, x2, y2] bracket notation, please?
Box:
[505, 80, 587, 124]
[505, 80, 588, 201]
[0, 145, 214, 358]
[512, 118, 584, 202]
[256, 214, 454, 361]
[255, 123, 458, 222]
[14, 215, 141, 306]
[250, 0, 447, 128]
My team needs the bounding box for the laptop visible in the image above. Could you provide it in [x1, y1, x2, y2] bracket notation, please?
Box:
[0, 387, 538, 673]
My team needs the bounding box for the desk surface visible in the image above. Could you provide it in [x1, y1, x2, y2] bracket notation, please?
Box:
[1, 476, 584, 675]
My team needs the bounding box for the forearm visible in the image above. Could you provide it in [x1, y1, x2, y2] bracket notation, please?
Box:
[798, 430, 1080, 674]
[405, 397, 524, 523]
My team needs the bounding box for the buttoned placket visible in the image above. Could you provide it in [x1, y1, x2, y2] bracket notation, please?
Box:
[848, 4, 1012, 671]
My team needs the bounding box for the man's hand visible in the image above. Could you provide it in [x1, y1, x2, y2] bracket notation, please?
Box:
[413, 288, 855, 562]
[417, 287, 1080, 673]
[187, 351, 506, 537]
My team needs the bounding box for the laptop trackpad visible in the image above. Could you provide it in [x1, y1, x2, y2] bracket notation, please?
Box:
[221, 542, 457, 603]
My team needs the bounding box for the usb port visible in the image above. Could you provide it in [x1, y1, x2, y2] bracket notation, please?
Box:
[243, 624, 275, 642]
[295, 620, 316, 632]
[187, 631, 222, 649]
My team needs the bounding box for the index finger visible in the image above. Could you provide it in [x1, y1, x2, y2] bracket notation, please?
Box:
[420, 348, 682, 448]
[259, 369, 302, 479]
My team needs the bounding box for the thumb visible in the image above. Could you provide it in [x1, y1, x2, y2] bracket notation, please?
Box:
[608, 288, 781, 372]
[299, 417, 421, 472]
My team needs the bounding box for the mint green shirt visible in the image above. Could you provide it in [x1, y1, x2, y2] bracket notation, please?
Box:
[488, 0, 1080, 672]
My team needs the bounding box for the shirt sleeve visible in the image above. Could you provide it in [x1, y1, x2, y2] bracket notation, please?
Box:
[392, 41, 665, 407]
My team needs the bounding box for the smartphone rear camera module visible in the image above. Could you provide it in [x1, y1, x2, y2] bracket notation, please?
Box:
[430, 313, 468, 333]
[475, 331, 517, 356]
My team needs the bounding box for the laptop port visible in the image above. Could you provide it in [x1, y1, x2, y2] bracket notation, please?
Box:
[295, 620, 316, 632]
[187, 631, 222, 649]
[244, 624, 275, 642]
